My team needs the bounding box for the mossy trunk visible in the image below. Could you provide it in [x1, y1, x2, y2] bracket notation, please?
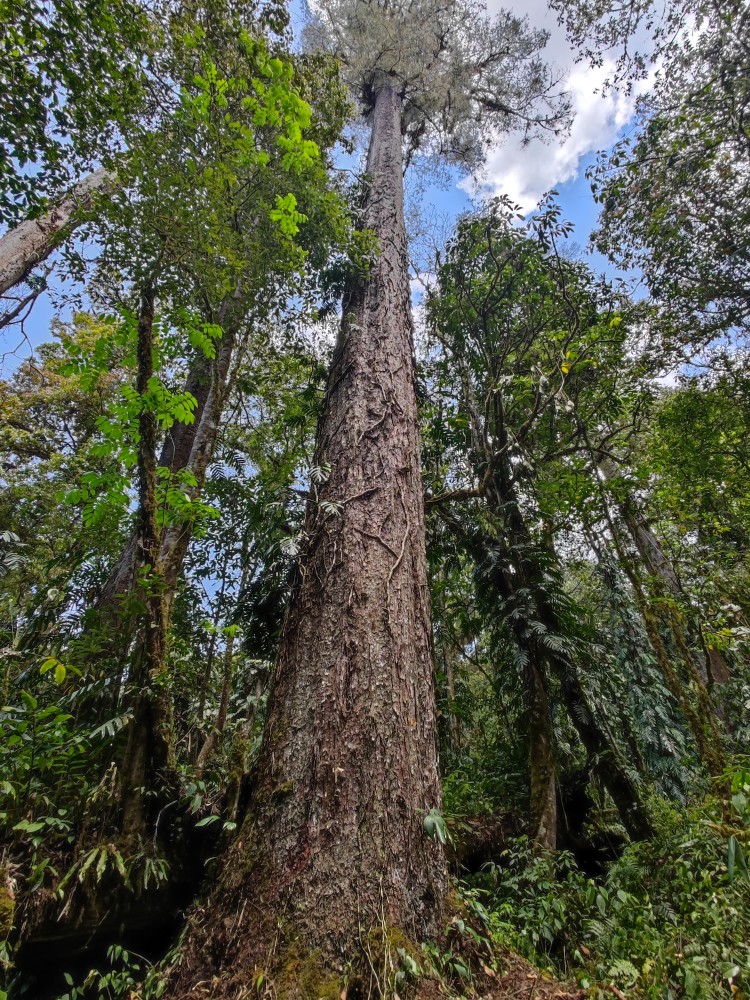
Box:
[528, 662, 557, 851]
[607, 470, 732, 691]
[475, 473, 655, 843]
[609, 523, 728, 779]
[552, 658, 654, 840]
[163, 83, 447, 997]
[119, 283, 173, 843]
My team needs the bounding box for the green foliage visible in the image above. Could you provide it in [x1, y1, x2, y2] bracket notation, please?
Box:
[424, 807, 452, 846]
[0, 0, 151, 221]
[0, 693, 91, 843]
[0, 532, 25, 580]
[58, 943, 168, 1000]
[587, 0, 750, 340]
[2, 0, 750, 993]
[308, 0, 571, 169]
[474, 792, 750, 998]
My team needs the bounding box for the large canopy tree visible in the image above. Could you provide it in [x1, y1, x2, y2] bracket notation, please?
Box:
[163, 0, 570, 994]
[0, 0, 355, 966]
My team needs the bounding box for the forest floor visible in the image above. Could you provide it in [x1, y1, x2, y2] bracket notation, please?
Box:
[414, 951, 584, 1000]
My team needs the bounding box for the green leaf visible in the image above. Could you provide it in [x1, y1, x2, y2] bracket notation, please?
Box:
[195, 815, 220, 827]
[728, 835, 749, 884]
[423, 807, 450, 845]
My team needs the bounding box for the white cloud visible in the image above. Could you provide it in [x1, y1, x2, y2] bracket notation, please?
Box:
[465, 61, 637, 212]
[460, 0, 650, 213]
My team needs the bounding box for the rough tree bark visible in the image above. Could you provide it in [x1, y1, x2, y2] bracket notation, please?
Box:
[165, 82, 448, 996]
[0, 168, 111, 296]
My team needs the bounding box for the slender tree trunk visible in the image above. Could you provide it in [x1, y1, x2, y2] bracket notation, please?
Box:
[625, 510, 731, 688]
[466, 471, 655, 842]
[160, 328, 237, 606]
[195, 630, 237, 780]
[120, 283, 173, 843]
[551, 656, 654, 840]
[527, 662, 557, 851]
[621, 502, 682, 595]
[441, 644, 462, 759]
[118, 324, 238, 837]
[590, 456, 728, 777]
[608, 520, 728, 778]
[81, 323, 237, 711]
[195, 553, 253, 778]
[94, 334, 228, 624]
[0, 168, 111, 295]
[166, 83, 447, 996]
[603, 464, 731, 689]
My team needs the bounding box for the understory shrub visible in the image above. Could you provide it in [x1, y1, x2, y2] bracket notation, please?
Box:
[471, 777, 750, 999]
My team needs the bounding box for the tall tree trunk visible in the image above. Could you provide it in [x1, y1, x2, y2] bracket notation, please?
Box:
[602, 462, 731, 689]
[527, 661, 557, 851]
[0, 168, 111, 296]
[505, 478, 653, 841]
[119, 283, 173, 843]
[465, 471, 655, 843]
[117, 326, 238, 837]
[165, 83, 447, 996]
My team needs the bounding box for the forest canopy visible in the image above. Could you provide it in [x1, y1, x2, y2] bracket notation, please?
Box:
[0, 1, 748, 999]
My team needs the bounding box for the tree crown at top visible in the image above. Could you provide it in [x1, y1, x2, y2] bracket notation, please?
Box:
[306, 0, 572, 167]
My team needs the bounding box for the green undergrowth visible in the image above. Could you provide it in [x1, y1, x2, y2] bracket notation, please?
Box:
[17, 769, 750, 1000]
[467, 773, 750, 999]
